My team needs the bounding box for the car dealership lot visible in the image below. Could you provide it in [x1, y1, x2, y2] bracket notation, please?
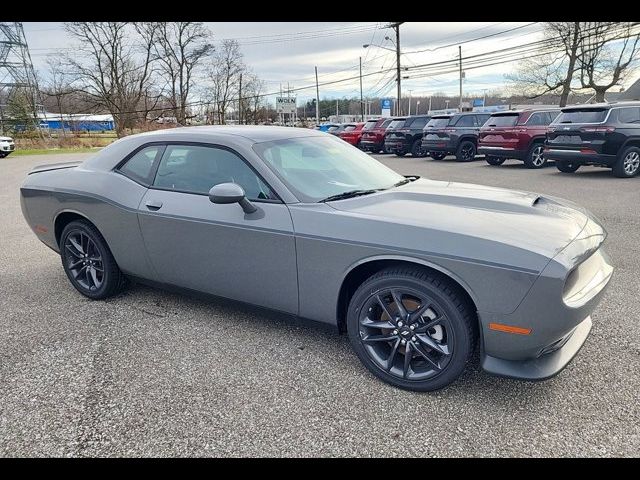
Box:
[1, 152, 638, 457]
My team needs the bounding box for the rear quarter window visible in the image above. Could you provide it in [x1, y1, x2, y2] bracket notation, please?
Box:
[616, 107, 640, 124]
[426, 117, 451, 128]
[454, 115, 476, 127]
[485, 115, 518, 127]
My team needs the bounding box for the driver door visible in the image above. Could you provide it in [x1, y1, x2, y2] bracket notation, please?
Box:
[137, 143, 298, 314]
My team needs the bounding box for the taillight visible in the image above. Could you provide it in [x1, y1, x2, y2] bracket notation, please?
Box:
[580, 148, 597, 154]
[580, 126, 615, 133]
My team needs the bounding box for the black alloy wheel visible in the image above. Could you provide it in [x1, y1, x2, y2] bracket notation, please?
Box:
[347, 267, 475, 391]
[556, 160, 580, 173]
[60, 220, 126, 299]
[485, 156, 505, 166]
[455, 141, 476, 162]
[411, 139, 427, 158]
[429, 152, 447, 161]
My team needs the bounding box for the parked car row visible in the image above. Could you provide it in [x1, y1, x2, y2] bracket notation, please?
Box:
[323, 100, 640, 178]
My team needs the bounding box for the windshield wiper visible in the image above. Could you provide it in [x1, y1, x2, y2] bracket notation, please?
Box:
[319, 189, 381, 203]
[393, 176, 419, 187]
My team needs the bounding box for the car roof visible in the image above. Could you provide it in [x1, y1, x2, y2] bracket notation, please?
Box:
[490, 108, 559, 116]
[127, 125, 326, 143]
[561, 100, 640, 111]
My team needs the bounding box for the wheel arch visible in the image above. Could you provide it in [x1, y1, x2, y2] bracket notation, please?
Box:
[620, 137, 640, 151]
[458, 135, 478, 145]
[54, 210, 95, 248]
[526, 135, 546, 150]
[335, 255, 479, 334]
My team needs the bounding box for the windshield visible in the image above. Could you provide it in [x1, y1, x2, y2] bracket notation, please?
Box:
[363, 120, 378, 130]
[381, 119, 392, 128]
[253, 136, 406, 202]
[485, 114, 519, 127]
[343, 125, 356, 132]
[387, 119, 405, 129]
[327, 126, 339, 132]
[426, 117, 451, 128]
[555, 109, 608, 124]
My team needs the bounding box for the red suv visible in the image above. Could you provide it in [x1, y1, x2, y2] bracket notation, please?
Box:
[478, 109, 560, 168]
[360, 118, 392, 153]
[338, 122, 365, 147]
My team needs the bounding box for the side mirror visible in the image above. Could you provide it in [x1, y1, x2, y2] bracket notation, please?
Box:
[208, 183, 257, 214]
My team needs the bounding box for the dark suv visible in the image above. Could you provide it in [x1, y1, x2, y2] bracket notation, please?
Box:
[478, 109, 560, 168]
[422, 112, 492, 161]
[545, 102, 640, 177]
[384, 115, 431, 157]
[360, 118, 391, 153]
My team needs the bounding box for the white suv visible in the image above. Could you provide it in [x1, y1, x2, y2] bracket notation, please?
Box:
[0, 136, 15, 158]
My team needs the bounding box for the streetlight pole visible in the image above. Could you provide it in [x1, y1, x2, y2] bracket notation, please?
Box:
[359, 56, 364, 122]
[408, 89, 413, 115]
[315, 66, 320, 124]
[459, 45, 463, 112]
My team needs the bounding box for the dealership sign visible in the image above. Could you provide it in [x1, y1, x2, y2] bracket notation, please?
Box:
[381, 98, 392, 117]
[276, 97, 297, 113]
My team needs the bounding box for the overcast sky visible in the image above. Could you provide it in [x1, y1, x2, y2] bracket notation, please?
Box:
[22, 22, 632, 107]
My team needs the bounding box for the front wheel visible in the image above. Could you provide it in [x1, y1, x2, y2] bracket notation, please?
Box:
[556, 161, 580, 173]
[485, 156, 505, 166]
[395, 150, 407, 157]
[0, 152, 7, 158]
[60, 220, 127, 300]
[524, 144, 547, 169]
[347, 267, 476, 391]
[613, 146, 640, 178]
[429, 152, 447, 161]
[455, 141, 476, 162]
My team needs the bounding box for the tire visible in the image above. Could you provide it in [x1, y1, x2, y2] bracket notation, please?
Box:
[0, 152, 7, 158]
[455, 140, 476, 162]
[612, 146, 640, 178]
[60, 219, 127, 300]
[382, 144, 390, 154]
[429, 152, 447, 161]
[524, 143, 547, 169]
[556, 161, 580, 173]
[395, 150, 407, 157]
[411, 139, 427, 158]
[346, 266, 476, 392]
[485, 156, 505, 166]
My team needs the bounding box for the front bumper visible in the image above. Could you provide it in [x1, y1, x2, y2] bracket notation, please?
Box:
[478, 146, 526, 160]
[482, 316, 592, 380]
[544, 148, 617, 166]
[0, 143, 15, 152]
[479, 216, 613, 380]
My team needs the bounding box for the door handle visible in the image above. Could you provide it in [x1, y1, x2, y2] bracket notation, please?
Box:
[145, 200, 163, 211]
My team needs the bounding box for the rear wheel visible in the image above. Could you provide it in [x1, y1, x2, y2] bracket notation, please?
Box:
[556, 161, 580, 173]
[613, 146, 640, 178]
[485, 156, 505, 166]
[347, 267, 476, 392]
[395, 150, 407, 157]
[429, 152, 447, 161]
[524, 143, 546, 169]
[455, 141, 476, 162]
[60, 220, 126, 299]
[411, 139, 427, 157]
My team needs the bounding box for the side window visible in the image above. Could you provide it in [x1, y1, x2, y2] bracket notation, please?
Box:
[412, 117, 428, 129]
[118, 146, 162, 184]
[455, 115, 475, 127]
[528, 113, 548, 126]
[617, 107, 640, 124]
[153, 145, 276, 201]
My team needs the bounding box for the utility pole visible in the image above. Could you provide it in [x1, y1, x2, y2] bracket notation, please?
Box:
[483, 88, 487, 107]
[238, 73, 243, 125]
[428, 96, 432, 113]
[359, 56, 364, 122]
[315, 66, 320, 124]
[459, 45, 463, 112]
[408, 89, 413, 115]
[336, 99, 339, 118]
[394, 22, 403, 116]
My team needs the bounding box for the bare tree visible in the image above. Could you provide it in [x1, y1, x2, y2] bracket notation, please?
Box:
[63, 22, 159, 137]
[207, 39, 244, 124]
[507, 22, 582, 107]
[242, 73, 265, 124]
[153, 22, 214, 125]
[578, 22, 640, 102]
[41, 57, 77, 137]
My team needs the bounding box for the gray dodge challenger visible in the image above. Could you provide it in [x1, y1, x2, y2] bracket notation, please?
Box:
[20, 126, 614, 391]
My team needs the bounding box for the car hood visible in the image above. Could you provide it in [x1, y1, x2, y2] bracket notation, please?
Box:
[326, 178, 591, 264]
[0, 136, 12, 142]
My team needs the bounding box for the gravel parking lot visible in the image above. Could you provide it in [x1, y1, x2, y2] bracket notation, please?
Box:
[1, 151, 638, 457]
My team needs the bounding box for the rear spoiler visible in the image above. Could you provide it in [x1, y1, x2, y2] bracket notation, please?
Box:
[28, 161, 82, 175]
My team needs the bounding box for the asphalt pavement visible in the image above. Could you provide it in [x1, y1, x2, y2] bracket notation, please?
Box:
[1, 151, 638, 457]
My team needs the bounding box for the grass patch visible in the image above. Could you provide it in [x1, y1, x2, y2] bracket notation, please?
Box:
[10, 147, 104, 156]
